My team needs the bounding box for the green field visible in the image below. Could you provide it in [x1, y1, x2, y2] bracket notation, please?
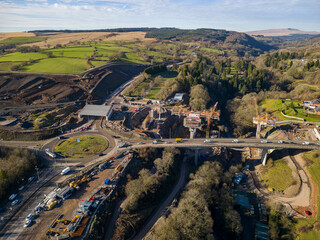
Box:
[91, 60, 108, 67]
[200, 47, 222, 54]
[0, 52, 47, 62]
[0, 40, 176, 73]
[0, 62, 23, 71]
[146, 71, 178, 99]
[261, 158, 294, 191]
[260, 99, 320, 122]
[20, 58, 89, 73]
[0, 36, 47, 45]
[55, 135, 108, 158]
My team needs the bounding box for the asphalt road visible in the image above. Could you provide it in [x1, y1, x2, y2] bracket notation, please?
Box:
[125, 138, 320, 150]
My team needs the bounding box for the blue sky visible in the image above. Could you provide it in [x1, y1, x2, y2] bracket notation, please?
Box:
[0, 0, 319, 32]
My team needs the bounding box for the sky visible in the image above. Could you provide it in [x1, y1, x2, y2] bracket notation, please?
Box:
[0, 0, 319, 33]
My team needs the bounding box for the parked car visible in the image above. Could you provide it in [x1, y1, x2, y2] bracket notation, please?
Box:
[98, 153, 104, 156]
[152, 140, 158, 144]
[28, 176, 34, 182]
[9, 194, 17, 201]
[24, 220, 32, 228]
[305, 210, 312, 215]
[25, 213, 34, 221]
[19, 186, 25, 191]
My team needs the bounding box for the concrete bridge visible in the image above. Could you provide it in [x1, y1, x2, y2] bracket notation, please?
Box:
[126, 138, 320, 165]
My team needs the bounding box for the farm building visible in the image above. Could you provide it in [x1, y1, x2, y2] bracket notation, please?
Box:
[78, 104, 113, 121]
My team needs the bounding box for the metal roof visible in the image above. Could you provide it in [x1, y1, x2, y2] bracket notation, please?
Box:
[174, 93, 184, 100]
[79, 104, 112, 117]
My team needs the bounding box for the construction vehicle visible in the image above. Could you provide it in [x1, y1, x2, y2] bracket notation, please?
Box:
[206, 102, 218, 139]
[176, 138, 183, 143]
[46, 199, 58, 210]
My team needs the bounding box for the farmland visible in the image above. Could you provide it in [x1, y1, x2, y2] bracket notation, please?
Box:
[0, 31, 225, 74]
[20, 58, 89, 74]
[0, 40, 172, 73]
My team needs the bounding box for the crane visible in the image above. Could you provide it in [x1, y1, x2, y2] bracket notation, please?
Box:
[206, 102, 218, 139]
[254, 98, 261, 139]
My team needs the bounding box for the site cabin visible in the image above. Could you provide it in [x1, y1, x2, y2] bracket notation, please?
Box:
[176, 138, 183, 143]
[61, 167, 71, 175]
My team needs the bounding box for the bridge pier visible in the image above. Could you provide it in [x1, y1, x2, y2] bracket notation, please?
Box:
[256, 123, 261, 139]
[261, 148, 275, 166]
[189, 128, 197, 139]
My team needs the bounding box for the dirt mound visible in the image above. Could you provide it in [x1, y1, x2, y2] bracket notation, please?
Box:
[90, 64, 146, 99]
[0, 73, 85, 104]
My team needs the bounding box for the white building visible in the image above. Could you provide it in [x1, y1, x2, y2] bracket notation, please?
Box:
[78, 104, 113, 121]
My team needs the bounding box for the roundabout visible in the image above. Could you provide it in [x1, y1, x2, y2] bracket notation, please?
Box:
[54, 134, 108, 158]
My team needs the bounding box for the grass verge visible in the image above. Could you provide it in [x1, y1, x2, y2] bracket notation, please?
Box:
[55, 135, 108, 158]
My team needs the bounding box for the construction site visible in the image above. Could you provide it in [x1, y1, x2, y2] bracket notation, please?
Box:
[18, 151, 133, 240]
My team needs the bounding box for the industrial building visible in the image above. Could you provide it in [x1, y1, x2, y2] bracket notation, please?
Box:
[78, 104, 113, 121]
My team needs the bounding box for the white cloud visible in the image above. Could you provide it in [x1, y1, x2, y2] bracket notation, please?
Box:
[0, 0, 319, 32]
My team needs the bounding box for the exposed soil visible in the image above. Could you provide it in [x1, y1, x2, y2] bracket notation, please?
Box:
[0, 73, 84, 106]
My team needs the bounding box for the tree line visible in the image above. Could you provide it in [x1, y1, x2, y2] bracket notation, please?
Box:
[112, 147, 182, 240]
[0, 147, 39, 201]
[150, 161, 242, 240]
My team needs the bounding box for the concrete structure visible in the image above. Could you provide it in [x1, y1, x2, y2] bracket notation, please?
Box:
[173, 93, 184, 102]
[78, 104, 113, 121]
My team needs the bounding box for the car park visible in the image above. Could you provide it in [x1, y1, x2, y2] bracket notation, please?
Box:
[11, 199, 19, 206]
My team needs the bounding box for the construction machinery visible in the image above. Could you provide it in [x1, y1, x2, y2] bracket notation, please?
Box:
[252, 98, 276, 138]
[46, 199, 58, 211]
[206, 102, 218, 139]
